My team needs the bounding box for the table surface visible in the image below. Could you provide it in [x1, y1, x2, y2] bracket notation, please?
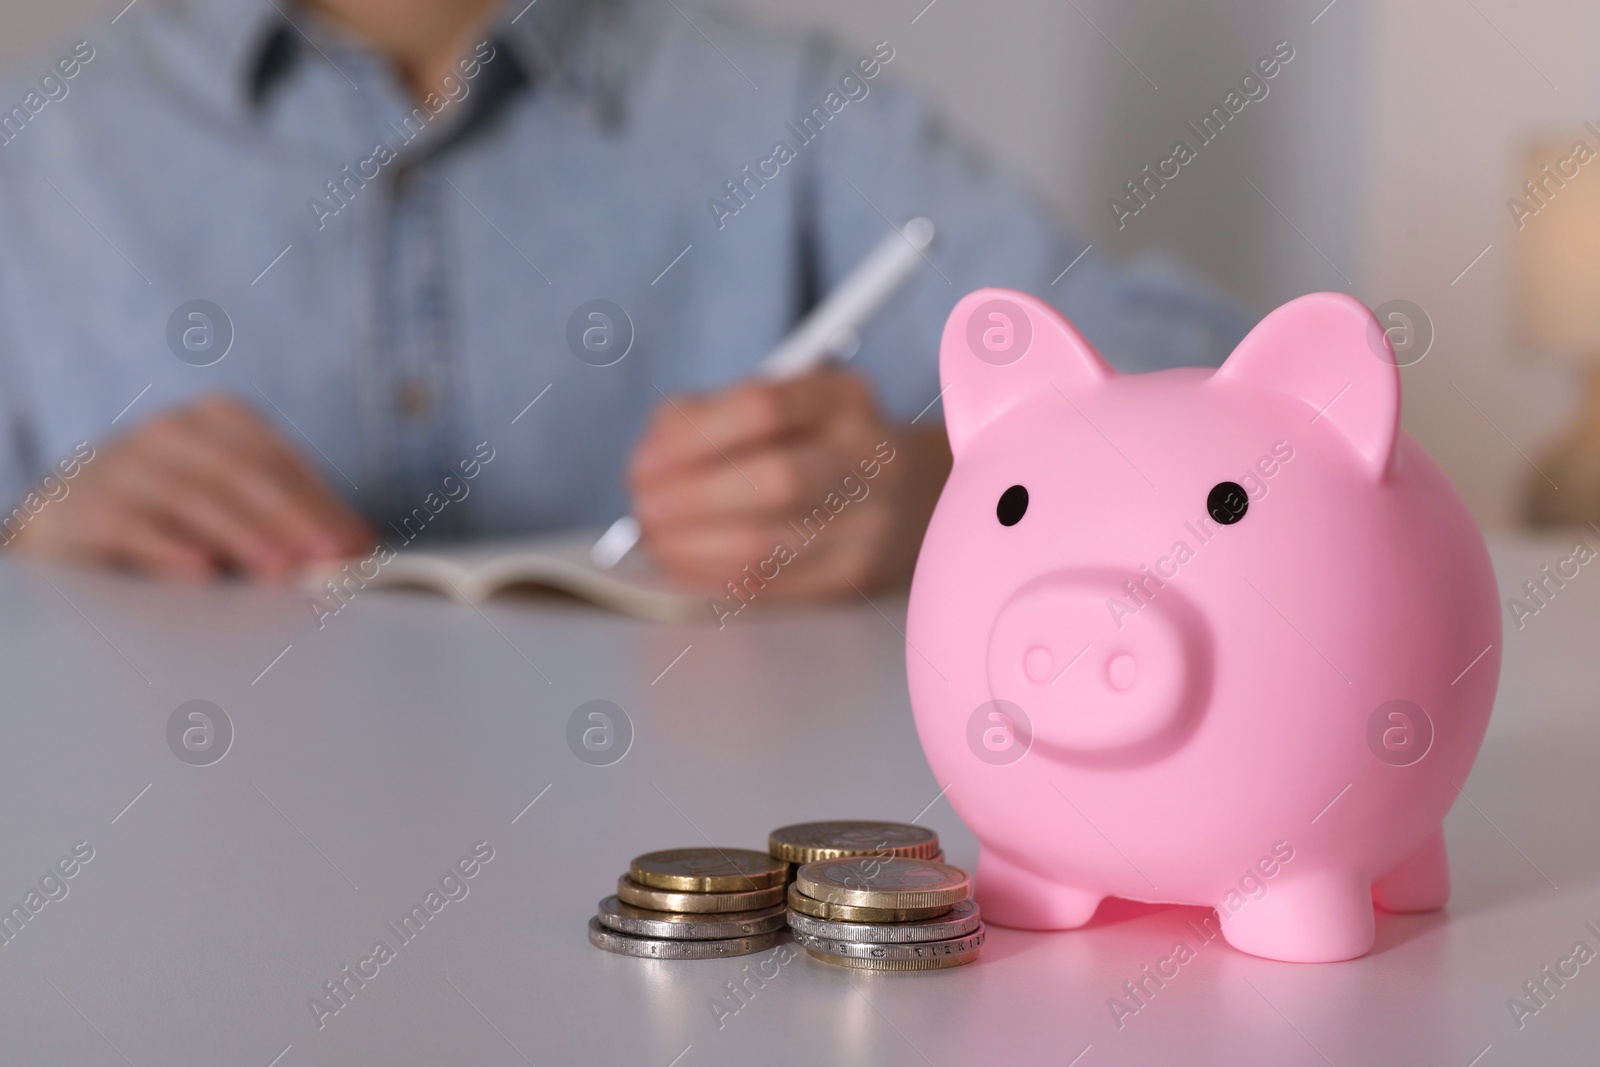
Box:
[0, 535, 1596, 1067]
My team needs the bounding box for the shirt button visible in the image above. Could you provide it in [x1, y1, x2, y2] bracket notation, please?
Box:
[395, 378, 433, 419]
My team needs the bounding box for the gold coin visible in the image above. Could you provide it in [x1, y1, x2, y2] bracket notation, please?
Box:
[617, 875, 786, 913]
[795, 857, 969, 910]
[767, 821, 941, 865]
[630, 848, 789, 892]
[787, 882, 953, 923]
[804, 948, 979, 971]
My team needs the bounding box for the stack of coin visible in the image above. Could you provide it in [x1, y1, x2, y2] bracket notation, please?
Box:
[589, 848, 789, 959]
[788, 855, 983, 971]
[767, 820, 944, 867]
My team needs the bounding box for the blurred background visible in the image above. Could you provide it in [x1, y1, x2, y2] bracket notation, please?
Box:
[6, 0, 1593, 531]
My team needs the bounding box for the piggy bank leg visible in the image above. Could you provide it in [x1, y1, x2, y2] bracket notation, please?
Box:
[975, 847, 1102, 929]
[1371, 827, 1450, 913]
[1217, 870, 1375, 963]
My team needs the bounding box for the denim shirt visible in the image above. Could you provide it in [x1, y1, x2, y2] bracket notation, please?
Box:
[0, 0, 1250, 537]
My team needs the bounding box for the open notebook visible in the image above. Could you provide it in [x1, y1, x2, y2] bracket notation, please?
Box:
[300, 532, 707, 623]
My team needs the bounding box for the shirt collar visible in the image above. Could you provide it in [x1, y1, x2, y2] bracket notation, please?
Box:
[493, 0, 602, 91]
[192, 0, 293, 109]
[211, 0, 624, 114]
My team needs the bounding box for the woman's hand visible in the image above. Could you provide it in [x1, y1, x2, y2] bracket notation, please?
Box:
[627, 369, 950, 598]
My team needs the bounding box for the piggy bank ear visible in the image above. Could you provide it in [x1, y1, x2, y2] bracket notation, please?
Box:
[1213, 292, 1399, 481]
[939, 288, 1114, 457]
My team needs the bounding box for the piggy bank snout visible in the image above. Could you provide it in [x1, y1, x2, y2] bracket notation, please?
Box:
[986, 572, 1208, 758]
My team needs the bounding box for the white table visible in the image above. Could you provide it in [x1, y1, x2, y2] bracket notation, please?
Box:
[0, 536, 1595, 1066]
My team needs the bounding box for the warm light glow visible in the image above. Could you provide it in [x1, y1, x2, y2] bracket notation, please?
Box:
[1515, 135, 1600, 358]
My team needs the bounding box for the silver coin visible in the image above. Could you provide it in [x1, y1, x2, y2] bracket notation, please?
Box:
[786, 899, 980, 944]
[792, 923, 984, 963]
[803, 947, 979, 971]
[587, 917, 781, 959]
[596, 896, 788, 940]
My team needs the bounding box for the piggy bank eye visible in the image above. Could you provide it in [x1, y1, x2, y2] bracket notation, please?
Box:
[996, 485, 1028, 526]
[1206, 481, 1248, 525]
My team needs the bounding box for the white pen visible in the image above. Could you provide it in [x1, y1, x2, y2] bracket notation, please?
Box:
[590, 216, 937, 570]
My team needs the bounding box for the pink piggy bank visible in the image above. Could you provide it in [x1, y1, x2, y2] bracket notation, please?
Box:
[906, 288, 1500, 963]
